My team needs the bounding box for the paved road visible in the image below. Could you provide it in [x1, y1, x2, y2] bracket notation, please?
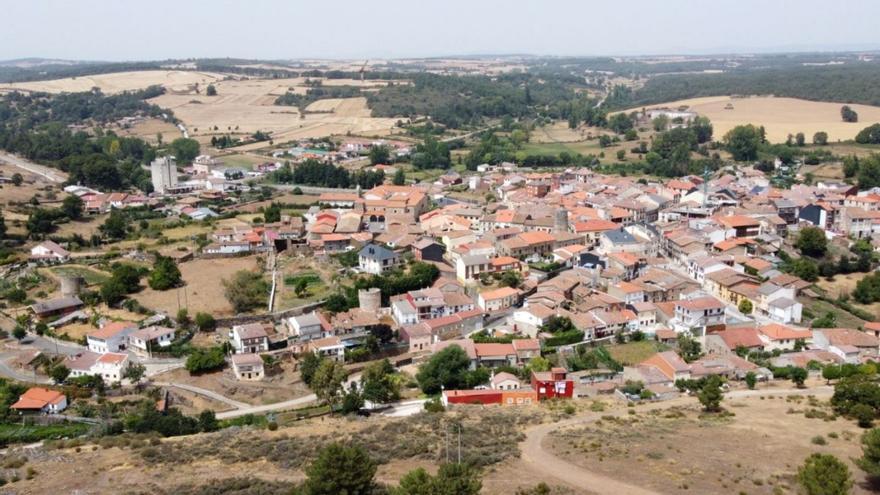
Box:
[0, 352, 49, 384]
[154, 382, 252, 410]
[520, 386, 833, 495]
[26, 335, 85, 356]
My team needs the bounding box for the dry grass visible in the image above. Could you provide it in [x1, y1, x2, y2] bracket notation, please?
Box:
[133, 256, 262, 316]
[626, 95, 880, 143]
[0, 70, 226, 94]
[155, 362, 312, 406]
[548, 394, 870, 494]
[816, 272, 880, 318]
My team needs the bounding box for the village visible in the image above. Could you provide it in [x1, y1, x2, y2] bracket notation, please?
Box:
[3, 11, 880, 490]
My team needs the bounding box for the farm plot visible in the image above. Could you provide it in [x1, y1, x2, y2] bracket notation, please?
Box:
[627, 95, 880, 143]
[133, 255, 262, 316]
[0, 70, 226, 94]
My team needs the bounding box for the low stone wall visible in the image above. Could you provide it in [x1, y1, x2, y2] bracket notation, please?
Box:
[214, 300, 325, 328]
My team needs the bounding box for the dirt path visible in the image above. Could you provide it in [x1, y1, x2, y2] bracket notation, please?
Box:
[521, 385, 833, 495]
[0, 152, 68, 183]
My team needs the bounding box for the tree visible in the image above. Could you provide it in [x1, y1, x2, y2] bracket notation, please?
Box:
[652, 114, 669, 132]
[262, 203, 281, 223]
[678, 333, 702, 363]
[12, 326, 26, 341]
[99, 277, 127, 306]
[813, 131, 828, 145]
[222, 270, 269, 313]
[205, 84, 217, 96]
[369, 144, 391, 165]
[299, 352, 323, 386]
[795, 132, 806, 147]
[101, 210, 128, 239]
[294, 278, 309, 298]
[499, 270, 523, 289]
[0, 213, 6, 240]
[394, 463, 482, 495]
[185, 347, 225, 374]
[311, 359, 348, 410]
[744, 371, 757, 390]
[198, 410, 219, 432]
[607, 113, 633, 134]
[61, 195, 84, 220]
[738, 299, 753, 315]
[123, 363, 146, 384]
[11, 173, 23, 186]
[148, 255, 182, 290]
[853, 403, 875, 428]
[791, 367, 808, 388]
[856, 124, 880, 144]
[697, 375, 723, 412]
[301, 443, 376, 495]
[169, 138, 200, 163]
[857, 154, 880, 189]
[49, 364, 70, 384]
[360, 359, 400, 404]
[857, 428, 880, 478]
[416, 345, 472, 394]
[797, 453, 852, 495]
[26, 208, 61, 236]
[392, 168, 406, 185]
[841, 105, 859, 123]
[723, 125, 761, 161]
[194, 312, 216, 332]
[792, 258, 820, 282]
[796, 226, 828, 257]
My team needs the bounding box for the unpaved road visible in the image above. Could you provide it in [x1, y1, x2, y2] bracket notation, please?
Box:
[521, 385, 833, 495]
[0, 152, 68, 183]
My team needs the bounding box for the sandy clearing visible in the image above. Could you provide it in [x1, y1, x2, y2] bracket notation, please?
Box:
[626, 95, 880, 143]
[0, 70, 226, 94]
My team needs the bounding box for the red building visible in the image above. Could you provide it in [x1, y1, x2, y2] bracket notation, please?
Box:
[531, 368, 574, 399]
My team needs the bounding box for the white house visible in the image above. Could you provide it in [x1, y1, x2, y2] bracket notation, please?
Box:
[11, 388, 68, 414]
[308, 336, 345, 362]
[672, 296, 725, 332]
[358, 244, 399, 274]
[128, 326, 175, 356]
[477, 287, 520, 312]
[92, 353, 130, 382]
[490, 372, 521, 391]
[286, 312, 331, 341]
[29, 240, 70, 263]
[230, 323, 270, 354]
[231, 353, 265, 381]
[757, 323, 812, 352]
[87, 321, 137, 354]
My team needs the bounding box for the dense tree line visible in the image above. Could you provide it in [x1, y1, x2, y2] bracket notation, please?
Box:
[0, 88, 170, 191]
[608, 65, 880, 109]
[367, 72, 595, 128]
[274, 85, 363, 112]
[271, 159, 385, 189]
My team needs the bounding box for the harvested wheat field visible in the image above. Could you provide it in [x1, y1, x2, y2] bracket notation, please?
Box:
[0, 70, 226, 94]
[133, 256, 262, 316]
[149, 77, 402, 146]
[631, 96, 880, 143]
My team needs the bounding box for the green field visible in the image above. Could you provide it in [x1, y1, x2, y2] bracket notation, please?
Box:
[0, 422, 91, 446]
[49, 265, 111, 286]
[521, 140, 602, 156]
[605, 341, 669, 366]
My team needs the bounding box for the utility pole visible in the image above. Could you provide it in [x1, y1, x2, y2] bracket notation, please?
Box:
[457, 423, 461, 464]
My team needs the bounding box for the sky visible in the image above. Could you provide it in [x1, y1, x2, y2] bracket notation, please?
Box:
[3, 0, 880, 61]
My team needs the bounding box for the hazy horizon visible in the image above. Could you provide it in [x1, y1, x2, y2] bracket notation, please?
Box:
[2, 0, 880, 61]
